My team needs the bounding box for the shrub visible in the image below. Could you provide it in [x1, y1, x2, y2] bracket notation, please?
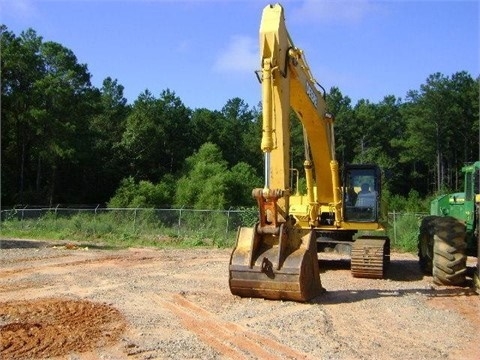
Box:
[388, 212, 423, 252]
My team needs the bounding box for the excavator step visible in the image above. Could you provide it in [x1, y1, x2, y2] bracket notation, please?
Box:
[351, 236, 390, 279]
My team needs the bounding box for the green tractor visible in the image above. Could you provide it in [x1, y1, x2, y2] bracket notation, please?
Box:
[418, 161, 479, 287]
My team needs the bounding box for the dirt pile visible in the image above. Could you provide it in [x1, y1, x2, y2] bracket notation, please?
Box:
[0, 298, 126, 359]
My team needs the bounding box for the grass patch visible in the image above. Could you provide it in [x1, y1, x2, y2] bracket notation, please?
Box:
[1, 209, 424, 254]
[0, 210, 237, 249]
[387, 213, 423, 253]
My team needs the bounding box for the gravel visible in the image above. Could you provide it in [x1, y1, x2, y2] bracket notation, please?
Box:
[0, 239, 478, 359]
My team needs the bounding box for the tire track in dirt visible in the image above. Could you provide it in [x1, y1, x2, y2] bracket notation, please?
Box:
[0, 253, 69, 265]
[0, 252, 157, 280]
[154, 293, 312, 359]
[0, 253, 159, 297]
[0, 255, 120, 278]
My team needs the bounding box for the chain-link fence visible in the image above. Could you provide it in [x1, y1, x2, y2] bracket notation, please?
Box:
[1, 206, 427, 249]
[0, 206, 252, 247]
[386, 211, 428, 250]
[1, 206, 245, 231]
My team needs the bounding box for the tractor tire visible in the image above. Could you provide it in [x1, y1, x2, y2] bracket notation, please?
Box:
[418, 216, 467, 285]
[418, 216, 438, 274]
[431, 217, 467, 285]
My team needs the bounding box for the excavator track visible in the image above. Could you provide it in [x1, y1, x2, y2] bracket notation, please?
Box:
[351, 236, 390, 278]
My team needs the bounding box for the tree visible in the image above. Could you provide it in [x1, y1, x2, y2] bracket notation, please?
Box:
[119, 89, 192, 182]
[1, 27, 43, 204]
[190, 98, 262, 173]
[373, 96, 408, 195]
[353, 95, 406, 195]
[175, 143, 230, 209]
[1, 27, 97, 204]
[328, 88, 412, 195]
[33, 40, 98, 204]
[86, 77, 130, 202]
[398, 72, 478, 193]
[226, 162, 262, 207]
[190, 108, 224, 150]
[107, 175, 175, 208]
[326, 87, 355, 165]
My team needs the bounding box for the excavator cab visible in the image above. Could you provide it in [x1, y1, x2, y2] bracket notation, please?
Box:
[343, 164, 382, 223]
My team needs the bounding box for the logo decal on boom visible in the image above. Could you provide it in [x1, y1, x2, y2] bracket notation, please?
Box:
[306, 82, 318, 108]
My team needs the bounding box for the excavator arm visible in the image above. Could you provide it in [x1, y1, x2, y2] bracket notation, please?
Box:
[259, 4, 340, 226]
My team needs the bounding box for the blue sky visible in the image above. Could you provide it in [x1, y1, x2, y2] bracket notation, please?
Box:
[1, 0, 479, 110]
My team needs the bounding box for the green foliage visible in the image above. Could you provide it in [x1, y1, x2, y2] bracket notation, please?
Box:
[1, 25, 478, 208]
[174, 144, 262, 209]
[227, 162, 261, 207]
[190, 99, 262, 173]
[108, 176, 175, 208]
[175, 143, 230, 209]
[396, 72, 479, 193]
[326, 87, 355, 164]
[384, 189, 429, 213]
[387, 213, 424, 253]
[119, 89, 193, 181]
[87, 77, 130, 201]
[289, 111, 307, 172]
[0, 209, 237, 249]
[220, 98, 260, 168]
[237, 206, 259, 227]
[296, 178, 307, 195]
[1, 26, 109, 204]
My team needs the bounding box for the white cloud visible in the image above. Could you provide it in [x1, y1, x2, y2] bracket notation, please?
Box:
[290, 0, 378, 24]
[213, 35, 258, 74]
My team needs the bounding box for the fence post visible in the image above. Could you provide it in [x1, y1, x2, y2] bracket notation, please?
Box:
[21, 205, 28, 229]
[225, 207, 231, 235]
[133, 208, 138, 232]
[54, 204, 60, 226]
[177, 207, 183, 236]
[94, 204, 100, 235]
[392, 210, 397, 245]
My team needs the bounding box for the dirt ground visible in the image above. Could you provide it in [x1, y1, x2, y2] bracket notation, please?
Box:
[0, 238, 478, 360]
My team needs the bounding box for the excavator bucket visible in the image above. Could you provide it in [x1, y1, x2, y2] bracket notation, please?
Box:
[229, 225, 323, 302]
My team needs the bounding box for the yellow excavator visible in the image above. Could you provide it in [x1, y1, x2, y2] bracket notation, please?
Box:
[229, 3, 390, 302]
